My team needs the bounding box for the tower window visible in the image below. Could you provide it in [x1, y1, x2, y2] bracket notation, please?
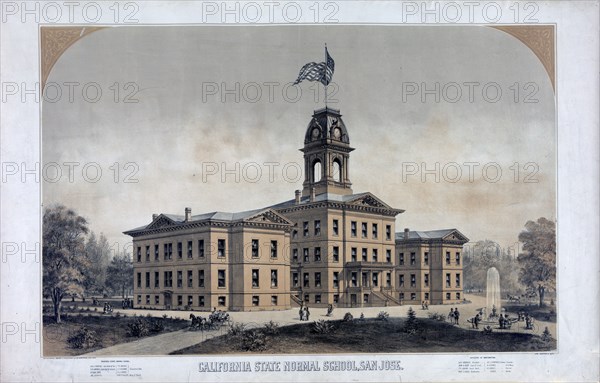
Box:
[332, 159, 342, 182]
[313, 160, 322, 182]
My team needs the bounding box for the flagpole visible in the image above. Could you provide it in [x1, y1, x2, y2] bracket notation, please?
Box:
[324, 43, 328, 108]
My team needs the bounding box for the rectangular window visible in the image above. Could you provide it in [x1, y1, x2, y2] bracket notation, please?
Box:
[399, 253, 405, 265]
[187, 270, 193, 287]
[198, 240, 205, 258]
[218, 296, 226, 306]
[177, 271, 182, 288]
[145, 246, 150, 262]
[333, 272, 339, 288]
[154, 244, 159, 261]
[218, 269, 226, 288]
[372, 249, 378, 262]
[361, 222, 368, 238]
[315, 272, 321, 287]
[332, 246, 339, 262]
[333, 294, 339, 303]
[154, 271, 159, 288]
[251, 239, 259, 257]
[386, 272, 391, 287]
[136, 272, 141, 288]
[410, 274, 416, 287]
[386, 225, 391, 240]
[314, 220, 321, 236]
[400, 292, 405, 300]
[177, 295, 183, 306]
[198, 270, 204, 288]
[292, 229, 298, 239]
[446, 251, 451, 265]
[251, 269, 259, 287]
[145, 272, 150, 288]
[303, 248, 309, 262]
[446, 292, 451, 300]
[270, 240, 278, 258]
[446, 273, 451, 288]
[456, 252, 461, 265]
[252, 296, 259, 306]
[292, 272, 299, 288]
[351, 272, 358, 287]
[155, 295, 160, 305]
[199, 296, 205, 307]
[424, 273, 429, 287]
[386, 249, 391, 263]
[304, 294, 309, 303]
[424, 252, 429, 265]
[137, 295, 141, 304]
[315, 294, 322, 304]
[177, 242, 183, 259]
[362, 248, 368, 262]
[351, 247, 357, 262]
[164, 271, 172, 288]
[303, 273, 309, 288]
[456, 273, 461, 287]
[399, 274, 405, 287]
[271, 270, 278, 287]
[332, 219, 339, 235]
[362, 272, 368, 287]
[188, 295, 193, 306]
[456, 292, 461, 300]
[303, 221, 309, 236]
[424, 292, 429, 301]
[372, 223, 378, 239]
[292, 248, 298, 262]
[363, 294, 369, 303]
[137, 247, 141, 262]
[271, 295, 278, 305]
[218, 239, 226, 257]
[411, 293, 416, 301]
[351, 221, 357, 237]
[187, 241, 193, 258]
[314, 247, 321, 262]
[372, 272, 379, 287]
[164, 243, 172, 260]
[410, 252, 416, 265]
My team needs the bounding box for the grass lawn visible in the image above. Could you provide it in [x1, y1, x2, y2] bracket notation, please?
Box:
[172, 318, 556, 355]
[43, 313, 189, 357]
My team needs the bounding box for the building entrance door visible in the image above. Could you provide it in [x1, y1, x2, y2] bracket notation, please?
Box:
[163, 291, 172, 309]
[350, 294, 357, 306]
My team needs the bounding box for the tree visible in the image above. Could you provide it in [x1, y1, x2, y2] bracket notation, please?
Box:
[517, 217, 556, 307]
[106, 252, 133, 298]
[43, 205, 89, 323]
[83, 232, 112, 297]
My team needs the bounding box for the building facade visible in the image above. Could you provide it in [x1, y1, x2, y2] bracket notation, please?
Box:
[125, 107, 469, 310]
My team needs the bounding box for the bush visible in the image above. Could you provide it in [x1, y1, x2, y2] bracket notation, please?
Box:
[126, 318, 150, 337]
[403, 307, 420, 334]
[228, 322, 247, 337]
[263, 320, 279, 335]
[162, 314, 168, 319]
[67, 326, 100, 349]
[148, 318, 165, 333]
[377, 311, 390, 321]
[541, 327, 552, 342]
[240, 330, 267, 352]
[359, 313, 365, 321]
[343, 312, 354, 322]
[428, 312, 446, 321]
[312, 320, 335, 335]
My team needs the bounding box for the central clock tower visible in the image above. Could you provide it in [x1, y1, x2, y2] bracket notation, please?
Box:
[301, 106, 354, 197]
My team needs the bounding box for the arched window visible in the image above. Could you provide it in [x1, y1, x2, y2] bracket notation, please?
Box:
[313, 160, 322, 182]
[332, 159, 342, 182]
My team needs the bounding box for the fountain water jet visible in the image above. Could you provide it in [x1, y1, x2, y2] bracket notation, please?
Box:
[486, 267, 501, 318]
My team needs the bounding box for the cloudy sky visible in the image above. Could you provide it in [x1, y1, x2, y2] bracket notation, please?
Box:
[42, 25, 555, 253]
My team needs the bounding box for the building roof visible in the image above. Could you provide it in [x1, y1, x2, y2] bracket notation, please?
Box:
[395, 228, 469, 243]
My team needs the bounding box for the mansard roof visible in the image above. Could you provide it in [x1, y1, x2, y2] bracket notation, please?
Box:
[303, 106, 351, 145]
[268, 191, 404, 217]
[123, 208, 294, 237]
[395, 228, 469, 244]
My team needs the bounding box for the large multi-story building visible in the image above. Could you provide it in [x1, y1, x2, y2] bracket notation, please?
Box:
[124, 106, 469, 310]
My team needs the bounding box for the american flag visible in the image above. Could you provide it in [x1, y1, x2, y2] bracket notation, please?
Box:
[293, 47, 335, 86]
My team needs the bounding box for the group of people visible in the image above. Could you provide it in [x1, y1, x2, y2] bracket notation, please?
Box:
[448, 307, 460, 324]
[102, 302, 113, 314]
[498, 313, 513, 329]
[299, 304, 311, 321]
[421, 300, 429, 310]
[121, 298, 133, 309]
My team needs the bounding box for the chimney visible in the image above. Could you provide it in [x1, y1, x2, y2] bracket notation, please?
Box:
[310, 187, 316, 202]
[185, 207, 192, 222]
[404, 228, 410, 240]
[152, 214, 158, 221]
[295, 190, 301, 204]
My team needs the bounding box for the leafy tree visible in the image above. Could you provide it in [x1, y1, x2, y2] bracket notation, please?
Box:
[83, 232, 112, 296]
[517, 217, 556, 307]
[43, 205, 89, 323]
[106, 252, 133, 298]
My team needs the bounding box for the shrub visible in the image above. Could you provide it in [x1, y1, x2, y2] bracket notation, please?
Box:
[541, 327, 552, 342]
[403, 307, 420, 334]
[148, 318, 165, 333]
[240, 330, 267, 352]
[126, 318, 150, 337]
[428, 312, 446, 321]
[67, 326, 100, 349]
[162, 314, 168, 319]
[343, 312, 354, 322]
[359, 313, 365, 321]
[483, 325, 493, 335]
[228, 322, 247, 337]
[263, 321, 279, 335]
[377, 311, 390, 321]
[312, 320, 335, 335]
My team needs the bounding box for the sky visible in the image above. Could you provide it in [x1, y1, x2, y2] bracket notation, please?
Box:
[42, 25, 556, 254]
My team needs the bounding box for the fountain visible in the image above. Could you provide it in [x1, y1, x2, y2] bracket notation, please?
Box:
[486, 267, 501, 319]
